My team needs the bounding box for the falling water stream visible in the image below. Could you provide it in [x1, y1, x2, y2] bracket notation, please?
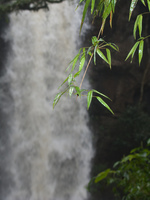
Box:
[0, 1, 93, 200]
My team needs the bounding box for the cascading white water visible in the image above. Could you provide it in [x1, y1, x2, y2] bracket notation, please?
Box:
[1, 1, 93, 200]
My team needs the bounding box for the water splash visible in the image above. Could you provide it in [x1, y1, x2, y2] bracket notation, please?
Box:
[1, 1, 93, 200]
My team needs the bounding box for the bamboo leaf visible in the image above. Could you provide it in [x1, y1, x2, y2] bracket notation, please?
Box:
[87, 90, 93, 109]
[53, 90, 67, 108]
[80, 0, 91, 32]
[92, 36, 98, 45]
[138, 14, 143, 37]
[125, 41, 140, 62]
[68, 74, 73, 86]
[93, 89, 111, 100]
[66, 49, 82, 71]
[95, 169, 111, 183]
[103, 2, 112, 20]
[58, 76, 69, 89]
[96, 96, 114, 114]
[133, 15, 139, 39]
[129, 0, 138, 20]
[140, 0, 146, 6]
[96, 49, 109, 64]
[94, 44, 98, 65]
[147, 0, 150, 11]
[74, 70, 81, 78]
[79, 48, 86, 71]
[138, 39, 144, 65]
[69, 86, 74, 97]
[106, 48, 111, 69]
[91, 0, 95, 14]
[111, 0, 117, 12]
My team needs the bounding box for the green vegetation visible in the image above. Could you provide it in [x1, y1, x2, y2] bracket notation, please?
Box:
[53, 0, 150, 114]
[1, 1, 150, 199]
[94, 140, 150, 200]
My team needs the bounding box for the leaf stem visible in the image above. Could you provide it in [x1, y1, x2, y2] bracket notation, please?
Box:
[79, 53, 93, 89]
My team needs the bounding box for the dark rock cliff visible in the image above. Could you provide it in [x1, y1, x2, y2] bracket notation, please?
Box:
[86, 1, 150, 199]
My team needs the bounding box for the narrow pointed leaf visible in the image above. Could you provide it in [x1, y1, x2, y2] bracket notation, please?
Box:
[141, 0, 146, 6]
[80, 0, 91, 32]
[93, 89, 111, 100]
[111, 0, 117, 12]
[103, 3, 112, 20]
[106, 48, 111, 69]
[96, 96, 114, 114]
[125, 41, 140, 61]
[94, 45, 98, 65]
[74, 70, 81, 78]
[138, 39, 144, 65]
[147, 0, 150, 11]
[92, 36, 98, 45]
[108, 43, 119, 51]
[87, 90, 93, 109]
[96, 49, 109, 64]
[66, 49, 81, 71]
[58, 76, 69, 89]
[79, 48, 86, 71]
[95, 169, 111, 183]
[69, 86, 74, 97]
[138, 14, 143, 37]
[53, 90, 67, 108]
[68, 74, 73, 86]
[91, 0, 95, 14]
[129, 0, 138, 20]
[133, 15, 139, 39]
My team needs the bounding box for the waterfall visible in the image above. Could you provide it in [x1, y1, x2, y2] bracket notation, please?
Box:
[0, 1, 93, 200]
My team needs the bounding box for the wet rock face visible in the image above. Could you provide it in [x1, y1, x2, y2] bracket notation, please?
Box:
[88, 0, 150, 116]
[88, 1, 150, 199]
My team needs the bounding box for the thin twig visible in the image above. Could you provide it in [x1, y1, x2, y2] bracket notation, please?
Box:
[79, 53, 93, 89]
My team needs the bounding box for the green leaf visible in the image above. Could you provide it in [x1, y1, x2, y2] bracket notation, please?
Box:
[133, 14, 143, 39]
[125, 41, 140, 62]
[96, 49, 109, 64]
[111, 0, 117, 12]
[106, 48, 111, 69]
[66, 49, 81, 71]
[94, 44, 98, 65]
[87, 46, 93, 55]
[68, 74, 73, 86]
[147, 0, 150, 11]
[91, 0, 95, 14]
[138, 14, 143, 37]
[141, 0, 146, 6]
[79, 48, 86, 71]
[103, 2, 112, 20]
[108, 43, 119, 51]
[80, 0, 91, 32]
[69, 86, 74, 97]
[133, 15, 139, 39]
[53, 90, 67, 108]
[147, 138, 150, 146]
[58, 76, 68, 89]
[74, 70, 81, 78]
[95, 169, 111, 183]
[129, 0, 138, 20]
[87, 90, 93, 109]
[138, 39, 144, 65]
[93, 89, 111, 100]
[96, 96, 114, 114]
[92, 36, 98, 45]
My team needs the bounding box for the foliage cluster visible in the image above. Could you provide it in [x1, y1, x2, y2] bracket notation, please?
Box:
[94, 139, 150, 200]
[88, 105, 150, 199]
[53, 0, 150, 114]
